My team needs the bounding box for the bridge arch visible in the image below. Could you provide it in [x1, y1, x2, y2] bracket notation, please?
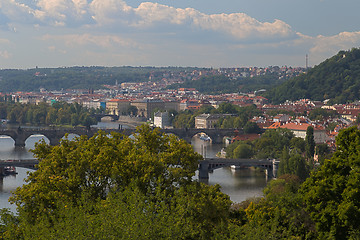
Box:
[0, 135, 15, 152]
[24, 134, 50, 148]
[161, 128, 239, 144]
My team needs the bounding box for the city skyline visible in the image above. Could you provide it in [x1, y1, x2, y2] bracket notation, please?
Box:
[0, 0, 359, 69]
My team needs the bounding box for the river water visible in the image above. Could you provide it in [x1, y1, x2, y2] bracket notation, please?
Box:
[0, 128, 268, 212]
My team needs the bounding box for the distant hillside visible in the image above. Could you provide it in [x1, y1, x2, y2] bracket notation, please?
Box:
[0, 66, 199, 92]
[168, 74, 286, 94]
[264, 48, 360, 104]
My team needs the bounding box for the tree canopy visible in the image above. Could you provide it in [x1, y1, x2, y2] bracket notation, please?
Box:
[4, 125, 360, 239]
[0, 101, 98, 127]
[0, 66, 200, 92]
[301, 126, 360, 239]
[3, 125, 234, 239]
[264, 48, 360, 104]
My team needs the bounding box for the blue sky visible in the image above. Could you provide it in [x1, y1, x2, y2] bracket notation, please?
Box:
[0, 0, 359, 69]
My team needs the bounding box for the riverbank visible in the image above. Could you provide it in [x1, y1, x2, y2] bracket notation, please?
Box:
[102, 116, 146, 129]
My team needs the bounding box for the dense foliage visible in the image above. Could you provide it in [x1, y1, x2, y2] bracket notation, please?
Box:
[2, 126, 360, 239]
[2, 125, 233, 239]
[0, 102, 98, 127]
[264, 48, 360, 104]
[308, 108, 339, 121]
[301, 126, 360, 239]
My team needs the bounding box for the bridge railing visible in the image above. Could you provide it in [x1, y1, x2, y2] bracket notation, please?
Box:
[0, 159, 39, 167]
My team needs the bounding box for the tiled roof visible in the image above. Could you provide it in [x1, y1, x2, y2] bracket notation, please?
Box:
[279, 122, 324, 131]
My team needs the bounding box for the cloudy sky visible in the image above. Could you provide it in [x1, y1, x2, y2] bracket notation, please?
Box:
[0, 0, 359, 69]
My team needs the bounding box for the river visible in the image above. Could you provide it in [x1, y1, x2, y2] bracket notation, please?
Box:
[0, 127, 268, 212]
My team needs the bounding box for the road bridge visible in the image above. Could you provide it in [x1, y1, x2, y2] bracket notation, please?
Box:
[0, 159, 38, 175]
[0, 157, 279, 180]
[199, 158, 279, 179]
[0, 127, 240, 146]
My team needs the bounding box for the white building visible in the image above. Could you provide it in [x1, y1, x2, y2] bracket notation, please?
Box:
[279, 122, 327, 144]
[154, 111, 170, 129]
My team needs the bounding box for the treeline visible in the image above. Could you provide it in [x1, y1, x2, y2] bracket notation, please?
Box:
[168, 74, 286, 94]
[0, 66, 200, 92]
[1, 126, 360, 239]
[0, 102, 99, 127]
[172, 103, 262, 132]
[264, 48, 360, 104]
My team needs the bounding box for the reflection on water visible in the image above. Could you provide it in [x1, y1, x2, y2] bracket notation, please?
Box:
[191, 136, 267, 203]
[208, 168, 267, 203]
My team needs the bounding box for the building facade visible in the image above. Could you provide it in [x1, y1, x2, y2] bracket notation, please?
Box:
[106, 99, 130, 116]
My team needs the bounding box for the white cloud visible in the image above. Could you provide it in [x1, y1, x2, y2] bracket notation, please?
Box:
[89, 0, 134, 25]
[0, 0, 39, 24]
[36, 0, 89, 20]
[311, 31, 360, 54]
[131, 2, 296, 41]
[0, 0, 359, 68]
[0, 0, 296, 42]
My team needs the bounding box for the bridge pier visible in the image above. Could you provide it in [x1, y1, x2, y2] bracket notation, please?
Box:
[49, 137, 60, 146]
[272, 159, 280, 178]
[14, 139, 26, 147]
[198, 160, 210, 179]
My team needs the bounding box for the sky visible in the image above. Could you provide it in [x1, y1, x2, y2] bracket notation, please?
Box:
[0, 0, 359, 69]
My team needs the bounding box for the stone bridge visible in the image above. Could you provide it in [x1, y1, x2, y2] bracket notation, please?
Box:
[0, 157, 279, 180]
[161, 128, 240, 144]
[199, 158, 279, 179]
[0, 127, 240, 147]
[92, 114, 119, 122]
[0, 128, 134, 147]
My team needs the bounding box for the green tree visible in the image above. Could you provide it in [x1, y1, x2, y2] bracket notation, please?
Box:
[234, 175, 316, 239]
[172, 111, 195, 128]
[278, 147, 290, 176]
[290, 137, 305, 153]
[253, 128, 294, 159]
[10, 125, 203, 223]
[233, 143, 253, 158]
[126, 105, 138, 116]
[243, 121, 261, 134]
[217, 102, 239, 114]
[3, 125, 235, 239]
[301, 126, 360, 239]
[308, 108, 338, 121]
[288, 154, 309, 181]
[305, 126, 315, 159]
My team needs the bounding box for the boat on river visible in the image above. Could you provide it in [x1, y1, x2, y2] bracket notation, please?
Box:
[230, 165, 241, 170]
[199, 135, 211, 141]
[1, 166, 18, 176]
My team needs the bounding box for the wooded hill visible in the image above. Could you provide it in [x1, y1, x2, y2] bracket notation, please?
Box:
[264, 48, 360, 104]
[0, 66, 199, 92]
[167, 74, 285, 94]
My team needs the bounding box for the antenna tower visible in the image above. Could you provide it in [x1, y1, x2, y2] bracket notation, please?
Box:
[306, 54, 309, 69]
